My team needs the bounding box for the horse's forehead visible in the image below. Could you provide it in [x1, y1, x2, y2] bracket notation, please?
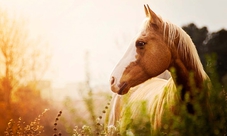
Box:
[141, 28, 152, 36]
[142, 22, 161, 34]
[138, 27, 157, 41]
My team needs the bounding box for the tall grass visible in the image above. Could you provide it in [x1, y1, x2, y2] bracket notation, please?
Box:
[3, 57, 227, 136]
[4, 109, 48, 136]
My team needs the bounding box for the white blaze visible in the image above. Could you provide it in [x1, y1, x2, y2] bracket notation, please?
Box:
[111, 41, 137, 86]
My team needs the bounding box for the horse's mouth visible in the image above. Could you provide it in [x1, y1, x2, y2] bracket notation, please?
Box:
[118, 82, 128, 95]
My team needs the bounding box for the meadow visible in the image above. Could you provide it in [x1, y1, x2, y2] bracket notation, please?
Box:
[1, 57, 227, 136]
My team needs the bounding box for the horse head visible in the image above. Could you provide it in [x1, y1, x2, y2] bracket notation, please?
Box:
[110, 5, 172, 95]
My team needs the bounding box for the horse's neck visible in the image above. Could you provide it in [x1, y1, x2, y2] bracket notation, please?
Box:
[170, 55, 206, 89]
[171, 58, 199, 92]
[167, 25, 207, 90]
[167, 26, 208, 113]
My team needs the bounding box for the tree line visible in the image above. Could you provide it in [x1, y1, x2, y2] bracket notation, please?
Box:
[182, 23, 227, 86]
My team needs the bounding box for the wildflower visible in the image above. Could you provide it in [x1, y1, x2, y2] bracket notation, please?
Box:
[107, 125, 117, 134]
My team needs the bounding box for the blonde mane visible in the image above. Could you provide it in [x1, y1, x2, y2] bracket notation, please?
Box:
[163, 21, 208, 80]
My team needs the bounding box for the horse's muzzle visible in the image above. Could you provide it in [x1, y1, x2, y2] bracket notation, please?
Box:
[110, 76, 128, 95]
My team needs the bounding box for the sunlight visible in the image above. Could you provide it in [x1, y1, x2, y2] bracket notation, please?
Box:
[0, 0, 226, 90]
[0, 1, 226, 135]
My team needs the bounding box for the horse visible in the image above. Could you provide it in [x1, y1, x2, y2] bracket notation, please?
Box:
[105, 4, 209, 135]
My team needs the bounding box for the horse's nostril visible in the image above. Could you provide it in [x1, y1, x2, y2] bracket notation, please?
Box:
[110, 76, 115, 85]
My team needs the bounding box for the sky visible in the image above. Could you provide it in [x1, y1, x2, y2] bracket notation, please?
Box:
[0, 0, 226, 88]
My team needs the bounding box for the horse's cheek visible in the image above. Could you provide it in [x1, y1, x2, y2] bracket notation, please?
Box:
[158, 46, 172, 68]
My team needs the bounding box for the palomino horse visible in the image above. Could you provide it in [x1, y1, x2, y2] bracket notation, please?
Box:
[106, 5, 209, 134]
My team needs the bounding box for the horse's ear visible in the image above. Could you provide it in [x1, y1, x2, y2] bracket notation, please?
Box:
[144, 5, 149, 17]
[144, 5, 161, 25]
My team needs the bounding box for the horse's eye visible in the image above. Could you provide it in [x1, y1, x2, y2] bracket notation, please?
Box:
[136, 41, 146, 49]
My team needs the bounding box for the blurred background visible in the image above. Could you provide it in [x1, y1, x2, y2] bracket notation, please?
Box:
[0, 0, 226, 135]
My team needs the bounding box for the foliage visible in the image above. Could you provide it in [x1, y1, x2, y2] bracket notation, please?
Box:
[65, 57, 227, 136]
[3, 70, 226, 136]
[4, 109, 48, 136]
[0, 7, 50, 109]
[182, 23, 227, 85]
[0, 84, 64, 135]
[157, 55, 227, 136]
[120, 101, 151, 136]
[0, 7, 54, 135]
[53, 111, 63, 136]
[0, 11, 226, 135]
[206, 29, 227, 80]
[61, 93, 111, 135]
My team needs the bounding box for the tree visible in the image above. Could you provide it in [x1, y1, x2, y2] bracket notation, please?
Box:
[206, 29, 227, 82]
[0, 9, 50, 106]
[182, 23, 227, 84]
